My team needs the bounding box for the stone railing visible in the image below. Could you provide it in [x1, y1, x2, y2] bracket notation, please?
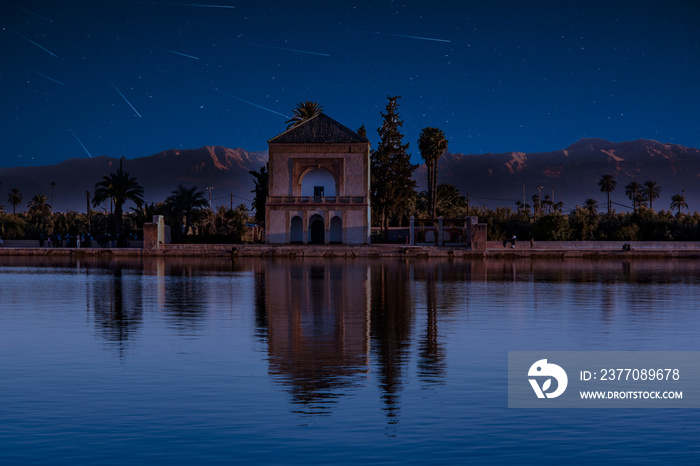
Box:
[267, 196, 366, 204]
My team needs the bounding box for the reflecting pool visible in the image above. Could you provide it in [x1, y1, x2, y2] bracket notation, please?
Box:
[1, 256, 700, 464]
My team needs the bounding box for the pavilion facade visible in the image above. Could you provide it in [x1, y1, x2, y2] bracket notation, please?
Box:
[265, 113, 371, 244]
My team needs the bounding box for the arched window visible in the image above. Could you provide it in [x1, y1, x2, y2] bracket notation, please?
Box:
[301, 168, 336, 198]
[290, 216, 303, 243]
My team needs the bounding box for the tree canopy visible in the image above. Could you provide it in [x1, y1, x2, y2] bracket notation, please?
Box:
[285, 101, 323, 129]
[370, 96, 417, 236]
[92, 162, 145, 243]
[249, 163, 268, 226]
[643, 180, 661, 211]
[7, 188, 23, 214]
[598, 174, 616, 214]
[166, 185, 208, 238]
[418, 127, 448, 218]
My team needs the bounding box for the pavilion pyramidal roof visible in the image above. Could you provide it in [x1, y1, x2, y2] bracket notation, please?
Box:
[268, 113, 368, 144]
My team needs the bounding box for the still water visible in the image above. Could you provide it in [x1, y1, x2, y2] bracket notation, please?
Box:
[1, 256, 699, 464]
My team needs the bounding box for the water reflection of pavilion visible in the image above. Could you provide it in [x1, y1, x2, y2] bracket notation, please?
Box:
[260, 259, 370, 414]
[255, 259, 475, 419]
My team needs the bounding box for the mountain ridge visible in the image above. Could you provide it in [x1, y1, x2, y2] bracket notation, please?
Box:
[0, 146, 267, 212]
[427, 138, 700, 211]
[1, 139, 698, 213]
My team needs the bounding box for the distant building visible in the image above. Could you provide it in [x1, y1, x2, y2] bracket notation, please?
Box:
[266, 113, 371, 244]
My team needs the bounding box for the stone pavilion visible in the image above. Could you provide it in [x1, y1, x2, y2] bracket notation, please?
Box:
[265, 114, 371, 244]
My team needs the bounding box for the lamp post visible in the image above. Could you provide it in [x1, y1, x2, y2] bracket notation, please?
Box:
[206, 186, 214, 210]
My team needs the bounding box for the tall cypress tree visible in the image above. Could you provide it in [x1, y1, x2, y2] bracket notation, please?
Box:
[371, 96, 417, 238]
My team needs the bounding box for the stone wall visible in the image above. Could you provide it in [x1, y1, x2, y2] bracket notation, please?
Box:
[487, 240, 700, 250]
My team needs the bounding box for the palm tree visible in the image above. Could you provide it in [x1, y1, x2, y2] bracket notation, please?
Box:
[166, 185, 208, 238]
[598, 174, 617, 214]
[434, 183, 466, 218]
[131, 202, 165, 230]
[285, 101, 323, 129]
[92, 163, 145, 243]
[542, 194, 553, 215]
[670, 192, 688, 216]
[642, 180, 661, 211]
[7, 188, 23, 214]
[418, 127, 448, 218]
[583, 198, 598, 214]
[514, 200, 523, 213]
[624, 181, 643, 211]
[27, 194, 51, 215]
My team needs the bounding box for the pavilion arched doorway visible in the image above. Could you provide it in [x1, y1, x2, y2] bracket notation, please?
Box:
[309, 214, 324, 244]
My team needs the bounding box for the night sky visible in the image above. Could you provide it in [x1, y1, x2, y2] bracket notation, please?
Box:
[2, 0, 699, 167]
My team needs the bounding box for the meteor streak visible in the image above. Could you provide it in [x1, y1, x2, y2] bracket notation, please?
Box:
[216, 90, 289, 118]
[251, 43, 330, 57]
[28, 69, 64, 85]
[11, 4, 53, 22]
[161, 2, 236, 8]
[109, 80, 143, 118]
[185, 3, 236, 7]
[13, 31, 58, 57]
[342, 28, 451, 43]
[163, 48, 200, 60]
[68, 129, 93, 158]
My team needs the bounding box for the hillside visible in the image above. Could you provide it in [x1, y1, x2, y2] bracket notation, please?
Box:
[0, 147, 268, 212]
[1, 139, 698, 214]
[416, 138, 700, 211]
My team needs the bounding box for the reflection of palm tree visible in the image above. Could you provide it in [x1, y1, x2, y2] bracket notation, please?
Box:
[8, 188, 22, 214]
[166, 185, 208, 238]
[285, 101, 323, 129]
[418, 266, 446, 386]
[28, 193, 51, 215]
[670, 192, 688, 215]
[92, 267, 143, 358]
[598, 174, 616, 214]
[92, 162, 145, 242]
[418, 127, 448, 218]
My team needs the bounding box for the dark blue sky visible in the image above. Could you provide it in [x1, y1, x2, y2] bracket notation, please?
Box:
[2, 0, 699, 167]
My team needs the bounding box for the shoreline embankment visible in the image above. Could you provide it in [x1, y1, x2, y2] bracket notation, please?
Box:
[1, 241, 699, 259]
